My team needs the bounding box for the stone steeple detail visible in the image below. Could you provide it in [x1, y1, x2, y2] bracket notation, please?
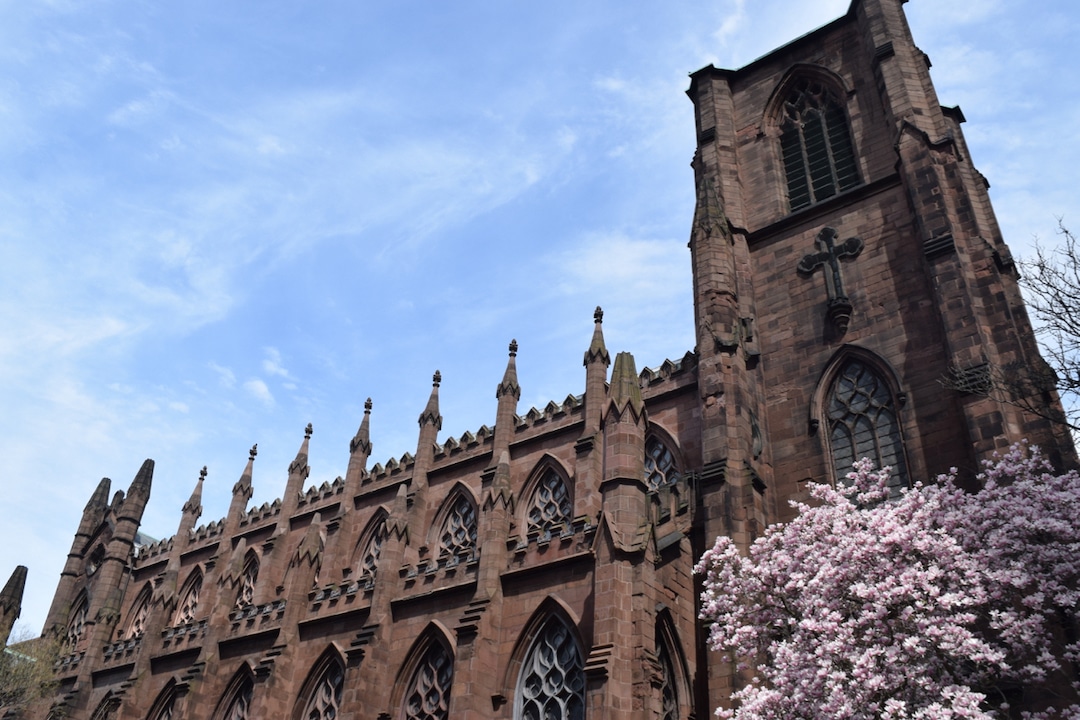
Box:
[278, 424, 313, 529]
[226, 445, 257, 535]
[345, 398, 373, 497]
[492, 341, 520, 464]
[0, 565, 27, 648]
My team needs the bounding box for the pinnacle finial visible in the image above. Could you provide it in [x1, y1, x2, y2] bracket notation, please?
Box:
[304, 423, 313, 439]
[509, 339, 518, 357]
[364, 398, 373, 413]
[199, 466, 208, 481]
[433, 370, 442, 387]
[249, 444, 258, 461]
[594, 306, 603, 323]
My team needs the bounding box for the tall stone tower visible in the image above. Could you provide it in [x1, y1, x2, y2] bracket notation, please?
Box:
[17, 1, 1073, 719]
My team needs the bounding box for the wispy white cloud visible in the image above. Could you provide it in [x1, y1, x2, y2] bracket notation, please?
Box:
[243, 379, 275, 408]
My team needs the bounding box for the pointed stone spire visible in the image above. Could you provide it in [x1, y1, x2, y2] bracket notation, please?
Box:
[584, 306, 611, 367]
[183, 466, 206, 518]
[280, 424, 313, 523]
[493, 341, 521, 460]
[418, 371, 443, 430]
[607, 351, 645, 419]
[227, 445, 257, 533]
[125, 459, 154, 515]
[84, 477, 112, 515]
[387, 484, 409, 541]
[0, 565, 27, 647]
[484, 450, 514, 512]
[345, 399, 373, 495]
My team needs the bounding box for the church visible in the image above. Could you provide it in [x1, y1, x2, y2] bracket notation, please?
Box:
[2, 0, 1073, 717]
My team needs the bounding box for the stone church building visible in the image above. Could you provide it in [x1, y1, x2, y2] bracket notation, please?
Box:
[3, 0, 1074, 717]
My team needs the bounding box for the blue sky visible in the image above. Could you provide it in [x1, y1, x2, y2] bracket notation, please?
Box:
[1, 0, 1077, 636]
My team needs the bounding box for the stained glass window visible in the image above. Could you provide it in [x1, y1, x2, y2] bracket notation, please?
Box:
[526, 470, 572, 535]
[827, 358, 908, 493]
[645, 438, 680, 491]
[404, 642, 453, 720]
[515, 617, 585, 720]
[780, 77, 860, 211]
[438, 496, 477, 560]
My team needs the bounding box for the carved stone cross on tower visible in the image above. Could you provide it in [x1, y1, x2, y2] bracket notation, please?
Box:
[797, 226, 864, 333]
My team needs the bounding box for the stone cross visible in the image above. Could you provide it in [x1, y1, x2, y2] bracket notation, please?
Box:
[797, 226, 864, 332]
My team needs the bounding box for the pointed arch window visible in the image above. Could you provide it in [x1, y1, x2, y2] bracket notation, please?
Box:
[657, 632, 678, 720]
[779, 77, 860, 211]
[173, 570, 203, 626]
[438, 495, 477, 560]
[514, 616, 585, 720]
[301, 659, 344, 720]
[65, 595, 88, 649]
[403, 641, 454, 720]
[359, 518, 388, 583]
[645, 437, 680, 491]
[124, 586, 152, 639]
[149, 691, 177, 720]
[221, 677, 254, 720]
[235, 554, 259, 609]
[526, 469, 572, 536]
[826, 358, 908, 493]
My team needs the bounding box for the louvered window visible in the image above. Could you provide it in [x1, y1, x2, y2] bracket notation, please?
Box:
[526, 470, 572, 535]
[780, 78, 860, 211]
[515, 617, 585, 720]
[644, 438, 680, 491]
[826, 359, 908, 493]
[404, 643, 454, 720]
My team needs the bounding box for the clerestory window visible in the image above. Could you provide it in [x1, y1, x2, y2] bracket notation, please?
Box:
[403, 642, 454, 720]
[780, 77, 860, 211]
[526, 469, 572, 536]
[514, 616, 585, 720]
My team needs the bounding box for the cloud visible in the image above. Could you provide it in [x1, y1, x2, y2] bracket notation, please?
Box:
[209, 363, 236, 389]
[262, 347, 290, 378]
[243, 379, 274, 408]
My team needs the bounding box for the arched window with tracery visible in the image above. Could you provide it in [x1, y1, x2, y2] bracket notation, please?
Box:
[219, 675, 254, 720]
[172, 569, 203, 626]
[526, 469, 572, 536]
[779, 77, 860, 211]
[300, 658, 343, 720]
[437, 494, 477, 561]
[402, 640, 454, 720]
[657, 630, 679, 720]
[147, 685, 178, 720]
[65, 594, 89, 649]
[358, 517, 388, 583]
[514, 615, 585, 720]
[826, 357, 908, 493]
[235, 554, 258, 609]
[124, 585, 152, 639]
[644, 437, 680, 491]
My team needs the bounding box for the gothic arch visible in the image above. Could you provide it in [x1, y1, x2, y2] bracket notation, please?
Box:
[429, 484, 479, 561]
[655, 608, 692, 720]
[211, 663, 256, 720]
[351, 507, 390, 583]
[505, 598, 587, 720]
[763, 64, 861, 212]
[89, 692, 119, 720]
[145, 680, 180, 720]
[172, 567, 204, 626]
[292, 645, 347, 720]
[810, 346, 910, 490]
[234, 550, 259, 608]
[500, 596, 585, 701]
[121, 582, 153, 639]
[65, 590, 90, 650]
[520, 455, 574, 537]
[643, 425, 684, 492]
[392, 622, 456, 720]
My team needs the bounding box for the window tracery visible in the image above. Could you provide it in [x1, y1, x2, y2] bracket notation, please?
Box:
[526, 470, 572, 535]
[658, 636, 678, 720]
[65, 596, 88, 649]
[438, 496, 476, 559]
[644, 437, 680, 491]
[826, 358, 908, 492]
[515, 616, 585, 720]
[124, 589, 151, 639]
[221, 677, 254, 720]
[173, 572, 203, 626]
[302, 661, 344, 720]
[359, 519, 387, 582]
[235, 555, 258, 609]
[779, 77, 860, 211]
[404, 642, 453, 720]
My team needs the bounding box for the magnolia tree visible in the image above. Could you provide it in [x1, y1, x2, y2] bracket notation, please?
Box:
[695, 445, 1080, 720]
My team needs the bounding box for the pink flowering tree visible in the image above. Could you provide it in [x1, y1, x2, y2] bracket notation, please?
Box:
[695, 445, 1080, 719]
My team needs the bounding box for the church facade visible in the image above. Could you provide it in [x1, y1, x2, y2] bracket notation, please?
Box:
[3, 0, 1074, 718]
